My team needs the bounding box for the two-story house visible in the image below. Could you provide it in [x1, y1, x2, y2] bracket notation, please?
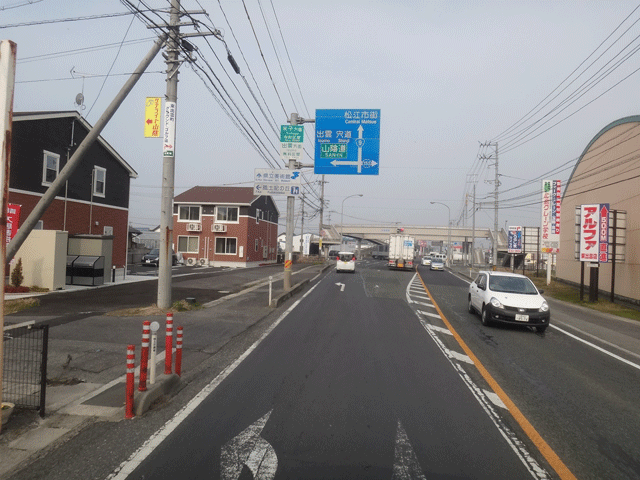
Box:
[173, 186, 279, 267]
[10, 111, 137, 270]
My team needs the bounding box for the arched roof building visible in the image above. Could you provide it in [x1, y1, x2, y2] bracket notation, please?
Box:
[558, 115, 640, 303]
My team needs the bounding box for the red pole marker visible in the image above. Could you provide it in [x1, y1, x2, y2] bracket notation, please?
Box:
[165, 313, 173, 375]
[175, 326, 183, 376]
[139, 321, 150, 391]
[125, 345, 135, 419]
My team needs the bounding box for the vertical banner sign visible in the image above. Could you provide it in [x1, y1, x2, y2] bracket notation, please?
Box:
[507, 226, 522, 253]
[599, 203, 610, 263]
[579, 204, 599, 261]
[163, 101, 176, 157]
[6, 203, 20, 245]
[541, 179, 561, 253]
[144, 97, 162, 138]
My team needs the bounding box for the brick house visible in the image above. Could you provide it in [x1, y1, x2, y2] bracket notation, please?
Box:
[10, 111, 137, 268]
[173, 186, 279, 267]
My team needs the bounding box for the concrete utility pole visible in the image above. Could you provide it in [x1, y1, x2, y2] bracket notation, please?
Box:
[7, 35, 167, 262]
[157, 0, 181, 310]
[431, 202, 451, 266]
[0, 39, 16, 435]
[300, 192, 305, 255]
[284, 112, 314, 290]
[480, 142, 499, 268]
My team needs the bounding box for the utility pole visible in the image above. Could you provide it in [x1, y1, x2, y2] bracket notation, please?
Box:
[319, 175, 326, 256]
[0, 39, 16, 436]
[480, 142, 499, 269]
[300, 192, 305, 255]
[284, 113, 314, 290]
[7, 35, 167, 262]
[157, 0, 181, 310]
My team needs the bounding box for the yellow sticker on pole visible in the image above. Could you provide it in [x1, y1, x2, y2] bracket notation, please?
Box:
[284, 260, 292, 269]
[144, 97, 161, 138]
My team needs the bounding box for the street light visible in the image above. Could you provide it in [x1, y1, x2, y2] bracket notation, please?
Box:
[341, 194, 363, 248]
[430, 201, 451, 266]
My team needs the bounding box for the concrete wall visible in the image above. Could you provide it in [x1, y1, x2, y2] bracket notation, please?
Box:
[11, 230, 68, 290]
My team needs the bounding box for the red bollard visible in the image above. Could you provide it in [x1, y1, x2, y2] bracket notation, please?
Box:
[125, 345, 135, 419]
[175, 326, 183, 376]
[165, 313, 173, 375]
[139, 321, 150, 391]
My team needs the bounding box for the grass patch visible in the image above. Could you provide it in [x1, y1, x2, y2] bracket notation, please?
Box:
[107, 299, 202, 317]
[527, 272, 640, 322]
[5, 297, 40, 314]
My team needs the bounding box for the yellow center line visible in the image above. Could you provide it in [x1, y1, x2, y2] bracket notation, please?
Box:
[416, 273, 577, 480]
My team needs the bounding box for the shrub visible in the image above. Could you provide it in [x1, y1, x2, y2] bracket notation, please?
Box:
[10, 258, 24, 288]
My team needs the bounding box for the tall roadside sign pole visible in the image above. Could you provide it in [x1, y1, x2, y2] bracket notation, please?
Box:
[283, 113, 313, 290]
[0, 40, 16, 435]
[157, 0, 181, 310]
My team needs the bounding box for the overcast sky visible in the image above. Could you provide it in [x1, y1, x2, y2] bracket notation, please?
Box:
[4, 1, 640, 235]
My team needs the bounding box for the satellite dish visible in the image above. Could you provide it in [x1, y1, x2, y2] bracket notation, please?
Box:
[75, 93, 84, 106]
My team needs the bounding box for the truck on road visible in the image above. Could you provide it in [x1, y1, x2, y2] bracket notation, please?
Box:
[388, 234, 415, 270]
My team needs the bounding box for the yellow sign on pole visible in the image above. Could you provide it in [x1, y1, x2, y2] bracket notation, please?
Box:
[144, 97, 161, 138]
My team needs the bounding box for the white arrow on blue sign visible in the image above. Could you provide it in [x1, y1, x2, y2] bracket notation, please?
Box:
[314, 109, 380, 175]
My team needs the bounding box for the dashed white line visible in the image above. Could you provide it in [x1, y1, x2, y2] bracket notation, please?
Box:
[414, 301, 436, 308]
[446, 349, 474, 364]
[426, 324, 453, 336]
[484, 389, 507, 409]
[417, 309, 441, 319]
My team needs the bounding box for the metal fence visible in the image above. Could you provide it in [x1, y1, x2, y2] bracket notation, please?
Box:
[2, 321, 49, 417]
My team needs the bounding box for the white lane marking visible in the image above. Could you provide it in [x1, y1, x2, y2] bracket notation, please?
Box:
[414, 301, 436, 308]
[335, 282, 345, 292]
[484, 389, 507, 409]
[405, 273, 418, 303]
[221, 411, 277, 480]
[106, 281, 323, 480]
[417, 309, 441, 319]
[413, 290, 429, 300]
[447, 350, 474, 364]
[416, 313, 550, 479]
[550, 324, 640, 371]
[392, 421, 426, 480]
[426, 324, 453, 336]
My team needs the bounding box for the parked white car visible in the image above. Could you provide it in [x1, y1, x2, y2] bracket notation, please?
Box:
[468, 271, 550, 333]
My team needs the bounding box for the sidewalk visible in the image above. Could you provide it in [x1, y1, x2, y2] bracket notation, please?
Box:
[0, 261, 332, 479]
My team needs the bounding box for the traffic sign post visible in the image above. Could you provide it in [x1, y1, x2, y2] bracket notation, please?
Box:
[254, 168, 301, 197]
[314, 109, 380, 175]
[280, 125, 304, 163]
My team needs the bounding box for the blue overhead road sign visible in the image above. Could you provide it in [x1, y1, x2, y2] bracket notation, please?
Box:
[314, 109, 380, 175]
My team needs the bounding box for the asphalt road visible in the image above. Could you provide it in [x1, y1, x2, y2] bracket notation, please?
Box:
[120, 259, 546, 479]
[417, 263, 640, 480]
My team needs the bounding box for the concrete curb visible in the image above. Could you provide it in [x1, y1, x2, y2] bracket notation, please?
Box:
[269, 262, 333, 308]
[133, 374, 182, 417]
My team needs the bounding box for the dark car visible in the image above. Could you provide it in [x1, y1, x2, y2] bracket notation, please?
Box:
[141, 248, 178, 266]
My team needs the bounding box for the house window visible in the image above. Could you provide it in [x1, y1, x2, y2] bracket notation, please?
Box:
[216, 206, 238, 223]
[177, 235, 199, 253]
[103, 226, 113, 236]
[215, 237, 237, 254]
[178, 206, 201, 222]
[42, 150, 59, 185]
[93, 167, 106, 197]
[255, 238, 259, 251]
[256, 208, 260, 224]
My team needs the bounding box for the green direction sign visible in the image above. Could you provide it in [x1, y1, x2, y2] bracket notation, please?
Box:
[320, 143, 347, 159]
[280, 125, 304, 143]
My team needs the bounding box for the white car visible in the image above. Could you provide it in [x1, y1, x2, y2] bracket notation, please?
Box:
[421, 256, 431, 266]
[468, 271, 550, 332]
[336, 251, 356, 273]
